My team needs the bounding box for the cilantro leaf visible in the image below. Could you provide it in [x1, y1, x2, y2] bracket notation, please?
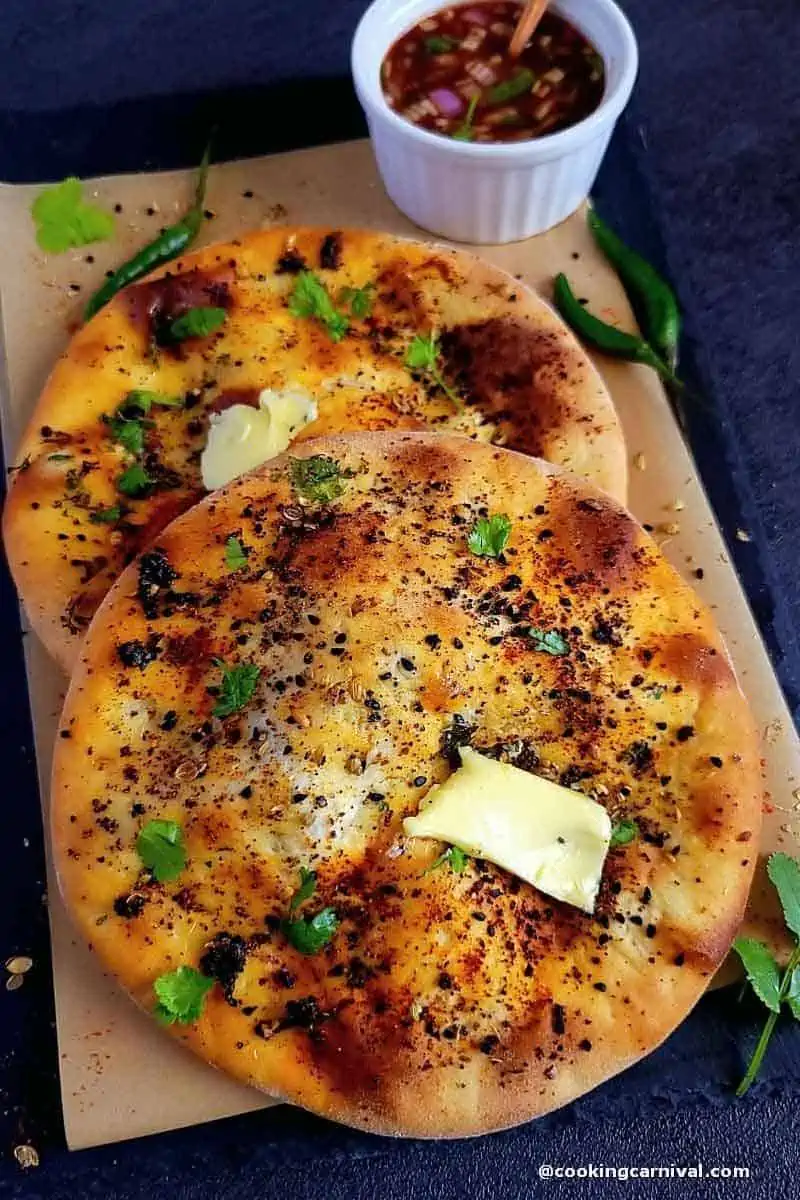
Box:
[212, 659, 261, 718]
[170, 306, 227, 341]
[487, 68, 536, 106]
[405, 332, 438, 371]
[732, 938, 782, 1013]
[90, 504, 122, 524]
[787, 965, 800, 1021]
[106, 389, 181, 458]
[529, 628, 569, 656]
[288, 271, 349, 342]
[282, 907, 339, 955]
[289, 867, 317, 912]
[425, 845, 469, 875]
[289, 455, 347, 504]
[467, 514, 511, 558]
[735, 851, 800, 1096]
[117, 462, 153, 498]
[136, 819, 187, 884]
[153, 965, 213, 1025]
[609, 819, 639, 847]
[224, 536, 248, 571]
[110, 414, 146, 456]
[31, 177, 115, 254]
[766, 852, 800, 938]
[123, 388, 183, 412]
[404, 332, 462, 410]
[339, 283, 375, 319]
[425, 34, 459, 53]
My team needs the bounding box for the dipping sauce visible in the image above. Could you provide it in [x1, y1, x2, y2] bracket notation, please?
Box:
[381, 3, 605, 143]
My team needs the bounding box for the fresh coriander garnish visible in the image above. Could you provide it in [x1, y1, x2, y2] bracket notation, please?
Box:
[734, 852, 800, 1096]
[124, 388, 183, 411]
[609, 818, 639, 847]
[31, 177, 115, 254]
[528, 628, 569, 656]
[110, 413, 147, 456]
[47, 452, 73, 462]
[117, 462, 153, 498]
[289, 455, 347, 504]
[90, 505, 122, 524]
[224, 536, 248, 571]
[425, 845, 468, 875]
[153, 965, 213, 1025]
[339, 282, 375, 319]
[405, 331, 462, 411]
[211, 659, 261, 719]
[288, 271, 349, 342]
[453, 94, 480, 142]
[467, 514, 511, 558]
[289, 866, 317, 912]
[283, 907, 339, 955]
[735, 939, 782, 1011]
[106, 389, 180, 457]
[281, 866, 338, 953]
[169, 306, 227, 341]
[644, 684, 665, 700]
[487, 68, 536, 106]
[424, 34, 458, 54]
[136, 819, 187, 883]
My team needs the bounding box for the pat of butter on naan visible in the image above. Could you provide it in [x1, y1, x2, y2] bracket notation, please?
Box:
[404, 747, 612, 912]
[201, 386, 317, 490]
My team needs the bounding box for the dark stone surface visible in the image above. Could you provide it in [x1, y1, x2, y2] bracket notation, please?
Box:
[0, 0, 797, 1195]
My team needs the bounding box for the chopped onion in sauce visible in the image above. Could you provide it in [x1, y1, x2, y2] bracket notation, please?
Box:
[429, 87, 464, 116]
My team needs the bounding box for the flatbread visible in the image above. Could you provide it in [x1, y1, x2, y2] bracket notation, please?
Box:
[3, 226, 625, 672]
[51, 432, 760, 1138]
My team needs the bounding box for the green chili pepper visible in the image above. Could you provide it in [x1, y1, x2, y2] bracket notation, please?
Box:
[553, 273, 682, 388]
[588, 209, 681, 370]
[487, 68, 536, 105]
[84, 140, 212, 321]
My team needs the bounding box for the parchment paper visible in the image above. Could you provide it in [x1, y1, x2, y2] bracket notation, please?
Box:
[1, 139, 797, 1149]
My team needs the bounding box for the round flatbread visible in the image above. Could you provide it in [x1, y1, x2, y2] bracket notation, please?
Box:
[52, 432, 759, 1138]
[3, 226, 625, 672]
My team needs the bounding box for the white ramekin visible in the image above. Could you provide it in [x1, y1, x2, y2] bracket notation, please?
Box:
[352, 0, 638, 243]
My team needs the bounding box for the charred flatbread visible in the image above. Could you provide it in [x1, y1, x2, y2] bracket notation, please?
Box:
[51, 432, 759, 1138]
[4, 227, 625, 671]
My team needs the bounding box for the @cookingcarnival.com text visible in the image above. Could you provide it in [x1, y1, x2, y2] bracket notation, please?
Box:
[537, 1162, 750, 1181]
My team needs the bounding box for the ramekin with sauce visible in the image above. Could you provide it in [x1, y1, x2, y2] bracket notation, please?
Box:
[352, 0, 638, 243]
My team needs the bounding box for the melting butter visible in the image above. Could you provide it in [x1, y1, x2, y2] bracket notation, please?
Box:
[403, 747, 611, 913]
[201, 386, 317, 490]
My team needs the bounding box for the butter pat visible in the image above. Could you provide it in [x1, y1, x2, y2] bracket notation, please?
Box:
[201, 386, 317, 490]
[404, 747, 611, 912]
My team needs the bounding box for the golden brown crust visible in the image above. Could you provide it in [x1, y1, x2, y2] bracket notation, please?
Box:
[51, 433, 758, 1137]
[3, 227, 625, 671]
